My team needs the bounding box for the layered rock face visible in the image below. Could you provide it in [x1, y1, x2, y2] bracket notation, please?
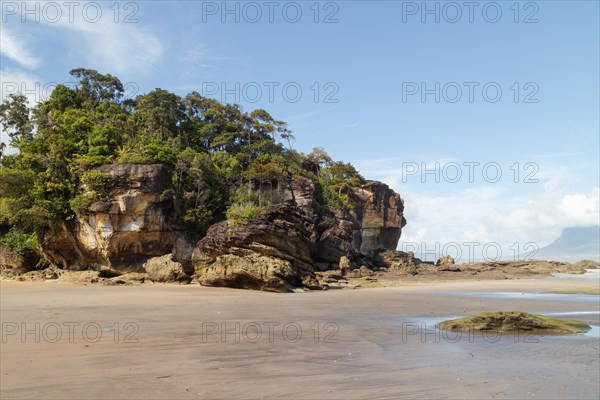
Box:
[251, 176, 317, 215]
[353, 181, 406, 255]
[40, 164, 407, 289]
[312, 211, 357, 267]
[193, 177, 406, 290]
[314, 181, 406, 266]
[42, 164, 194, 274]
[193, 203, 320, 292]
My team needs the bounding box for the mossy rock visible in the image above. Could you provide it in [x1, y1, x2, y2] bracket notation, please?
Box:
[439, 311, 591, 335]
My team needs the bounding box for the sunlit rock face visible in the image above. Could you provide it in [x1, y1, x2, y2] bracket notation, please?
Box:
[249, 176, 406, 262]
[191, 177, 407, 291]
[313, 181, 407, 265]
[42, 164, 194, 274]
[192, 203, 320, 292]
[353, 181, 406, 256]
[41, 165, 406, 288]
[191, 176, 323, 292]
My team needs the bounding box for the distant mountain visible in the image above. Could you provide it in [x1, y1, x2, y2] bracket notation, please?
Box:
[534, 226, 600, 262]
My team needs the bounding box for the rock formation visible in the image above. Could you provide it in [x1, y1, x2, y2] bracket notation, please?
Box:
[314, 181, 406, 267]
[41, 164, 194, 275]
[192, 203, 320, 292]
[353, 181, 406, 255]
[39, 164, 407, 289]
[143, 254, 191, 283]
[436, 255, 455, 266]
[372, 249, 422, 275]
[192, 177, 406, 291]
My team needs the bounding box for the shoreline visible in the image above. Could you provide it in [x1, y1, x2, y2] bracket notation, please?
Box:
[2, 259, 599, 291]
[2, 272, 598, 399]
[1, 267, 599, 294]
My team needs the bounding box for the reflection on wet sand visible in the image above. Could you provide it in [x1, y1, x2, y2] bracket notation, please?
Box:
[1, 273, 599, 400]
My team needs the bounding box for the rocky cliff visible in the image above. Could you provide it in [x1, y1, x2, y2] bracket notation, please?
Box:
[354, 181, 406, 254]
[41, 164, 194, 275]
[39, 164, 406, 290]
[192, 177, 406, 291]
[313, 181, 406, 268]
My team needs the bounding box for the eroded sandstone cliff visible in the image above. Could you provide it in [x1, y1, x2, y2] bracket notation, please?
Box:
[313, 181, 407, 268]
[192, 177, 406, 290]
[39, 164, 407, 290]
[42, 164, 194, 275]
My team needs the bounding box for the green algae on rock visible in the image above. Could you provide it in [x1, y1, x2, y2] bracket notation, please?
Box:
[439, 311, 591, 335]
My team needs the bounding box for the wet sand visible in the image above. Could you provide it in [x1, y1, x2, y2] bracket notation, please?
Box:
[1, 275, 599, 399]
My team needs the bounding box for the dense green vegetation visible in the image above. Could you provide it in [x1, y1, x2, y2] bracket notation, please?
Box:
[0, 228, 40, 259]
[0, 69, 365, 256]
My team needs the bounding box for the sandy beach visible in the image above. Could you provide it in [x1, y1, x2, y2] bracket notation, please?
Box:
[1, 274, 599, 400]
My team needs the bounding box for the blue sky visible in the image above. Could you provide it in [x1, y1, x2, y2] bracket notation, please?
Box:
[1, 1, 599, 261]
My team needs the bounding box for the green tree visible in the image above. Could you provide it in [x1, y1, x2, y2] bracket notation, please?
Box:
[134, 89, 188, 142]
[0, 68, 375, 247]
[70, 68, 125, 103]
[307, 147, 333, 172]
[211, 151, 243, 185]
[174, 148, 226, 234]
[0, 168, 36, 230]
[321, 162, 365, 191]
[0, 94, 33, 148]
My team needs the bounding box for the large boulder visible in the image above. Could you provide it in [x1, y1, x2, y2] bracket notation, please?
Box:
[38, 163, 408, 290]
[143, 254, 191, 283]
[373, 249, 422, 274]
[436, 255, 455, 266]
[41, 164, 194, 274]
[192, 204, 320, 292]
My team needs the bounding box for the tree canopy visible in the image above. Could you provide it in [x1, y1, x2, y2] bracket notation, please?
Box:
[0, 69, 365, 256]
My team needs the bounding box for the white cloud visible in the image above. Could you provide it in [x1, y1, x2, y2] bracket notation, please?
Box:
[503, 188, 600, 231]
[284, 110, 324, 122]
[560, 190, 600, 225]
[53, 19, 164, 75]
[360, 156, 599, 262]
[0, 68, 41, 104]
[0, 28, 41, 69]
[182, 45, 222, 70]
[5, 6, 164, 76]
